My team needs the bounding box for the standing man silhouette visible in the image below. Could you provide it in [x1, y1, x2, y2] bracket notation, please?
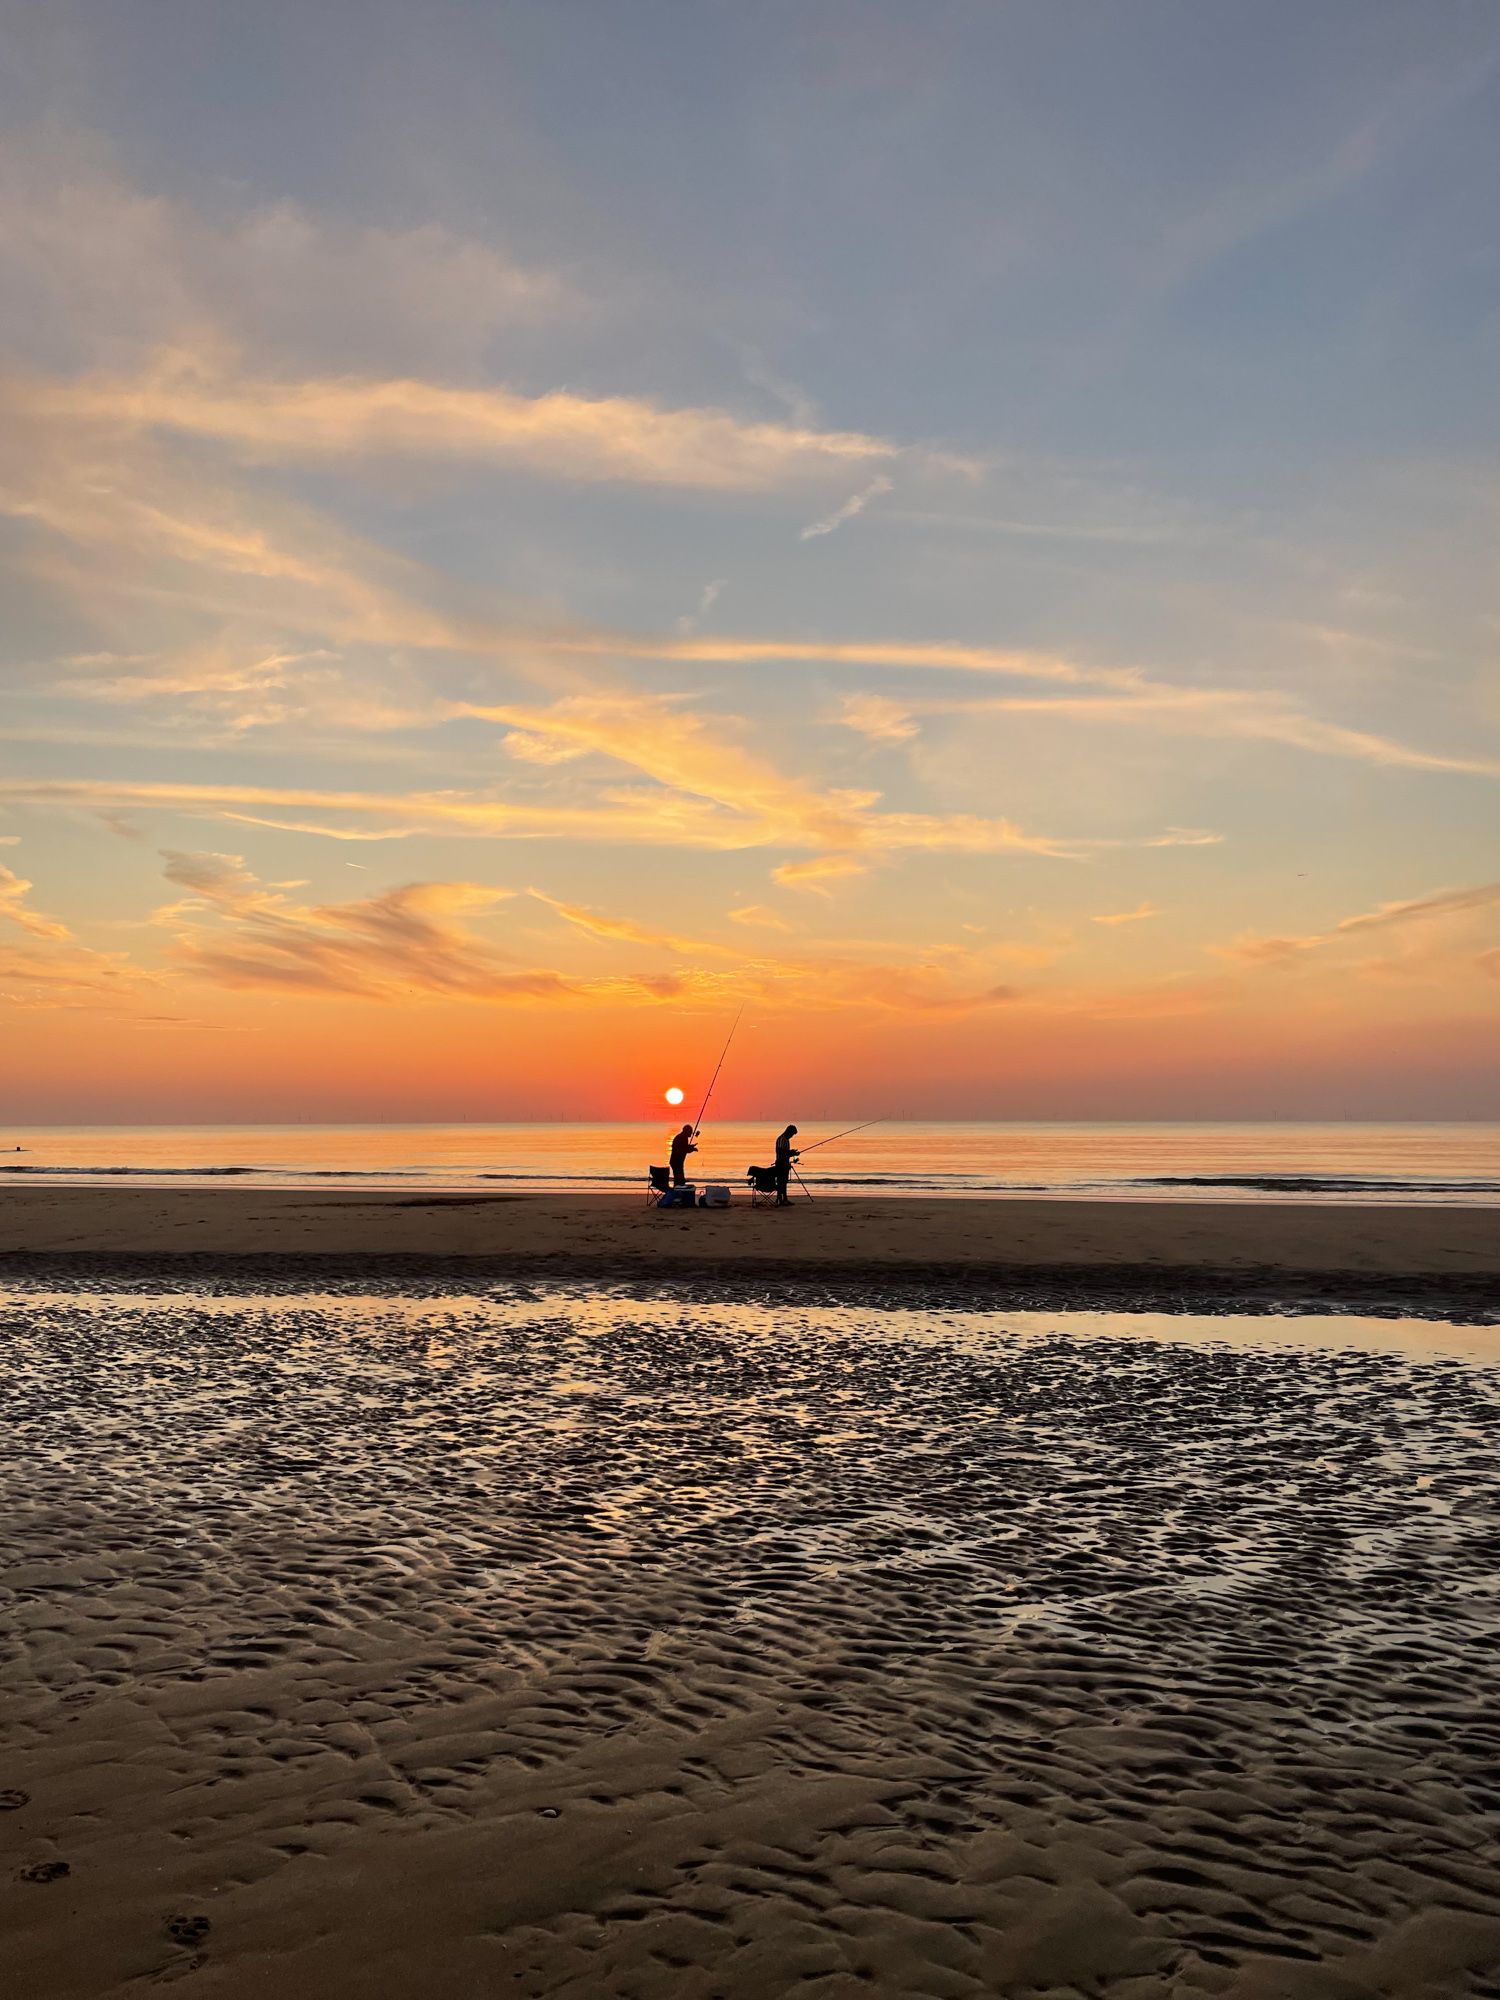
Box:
[669, 1123, 698, 1185]
[774, 1124, 799, 1205]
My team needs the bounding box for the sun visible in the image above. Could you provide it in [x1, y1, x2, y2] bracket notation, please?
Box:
[664, 1086, 684, 1106]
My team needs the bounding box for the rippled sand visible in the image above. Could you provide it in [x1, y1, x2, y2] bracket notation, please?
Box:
[2, 1281, 1499, 1998]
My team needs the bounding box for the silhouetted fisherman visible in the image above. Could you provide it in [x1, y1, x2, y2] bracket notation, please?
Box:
[774, 1124, 799, 1205]
[669, 1123, 698, 1184]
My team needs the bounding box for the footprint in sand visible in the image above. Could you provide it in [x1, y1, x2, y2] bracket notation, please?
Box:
[18, 1861, 69, 1883]
[165, 1915, 211, 1946]
[0, 1790, 29, 1810]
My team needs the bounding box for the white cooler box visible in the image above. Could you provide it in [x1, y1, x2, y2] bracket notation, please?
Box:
[702, 1185, 731, 1207]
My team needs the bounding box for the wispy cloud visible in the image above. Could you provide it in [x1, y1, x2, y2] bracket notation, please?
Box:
[0, 864, 72, 941]
[26, 343, 900, 492]
[154, 855, 1020, 1016]
[461, 694, 1082, 857]
[582, 633, 1102, 684]
[1094, 902, 1159, 925]
[0, 143, 569, 376]
[0, 756, 1191, 862]
[469, 694, 876, 848]
[0, 869, 153, 1011]
[0, 937, 150, 1010]
[158, 851, 575, 1002]
[839, 694, 920, 744]
[675, 577, 728, 637]
[1221, 881, 1500, 966]
[526, 888, 742, 959]
[832, 681, 1500, 778]
[771, 855, 870, 892]
[729, 904, 792, 930]
[541, 889, 1022, 1015]
[801, 475, 894, 540]
[0, 776, 771, 849]
[1328, 882, 1500, 938]
[11, 357, 1483, 794]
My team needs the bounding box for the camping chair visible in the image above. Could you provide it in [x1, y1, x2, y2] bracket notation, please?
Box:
[746, 1164, 779, 1207]
[646, 1165, 672, 1206]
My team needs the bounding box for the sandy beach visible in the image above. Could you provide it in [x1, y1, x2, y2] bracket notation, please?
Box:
[1, 1186, 1495, 1271]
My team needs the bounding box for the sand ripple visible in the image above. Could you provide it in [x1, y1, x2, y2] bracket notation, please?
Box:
[2, 1283, 1499, 1997]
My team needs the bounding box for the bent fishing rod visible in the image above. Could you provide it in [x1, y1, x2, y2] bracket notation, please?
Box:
[692, 1007, 743, 1140]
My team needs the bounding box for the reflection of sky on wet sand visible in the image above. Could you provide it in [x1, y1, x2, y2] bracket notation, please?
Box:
[9, 1287, 1497, 1584]
[6, 1273, 1500, 1983]
[24, 1286, 1500, 1363]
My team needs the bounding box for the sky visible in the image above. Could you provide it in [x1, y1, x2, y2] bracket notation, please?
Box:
[0, 0, 1497, 1122]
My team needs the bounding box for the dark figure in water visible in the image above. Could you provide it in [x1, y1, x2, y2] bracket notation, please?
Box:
[774, 1124, 799, 1205]
[669, 1123, 698, 1184]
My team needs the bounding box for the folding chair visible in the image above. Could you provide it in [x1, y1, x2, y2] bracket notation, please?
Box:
[746, 1165, 779, 1207]
[646, 1165, 672, 1206]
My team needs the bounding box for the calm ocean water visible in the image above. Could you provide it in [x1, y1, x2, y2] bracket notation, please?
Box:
[0, 1122, 1496, 1203]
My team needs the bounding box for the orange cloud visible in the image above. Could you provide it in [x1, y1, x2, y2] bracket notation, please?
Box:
[469, 694, 875, 848]
[28, 343, 899, 491]
[158, 852, 570, 1002]
[1094, 902, 1159, 925]
[0, 864, 72, 942]
[526, 888, 742, 960]
[583, 634, 1101, 683]
[771, 855, 870, 892]
[463, 695, 1079, 858]
[0, 938, 151, 1009]
[0, 777, 758, 849]
[152, 858, 1020, 1018]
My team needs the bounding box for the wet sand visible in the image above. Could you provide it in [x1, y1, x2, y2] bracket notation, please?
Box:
[4, 1187, 1496, 1325]
[2, 1277, 1499, 1997]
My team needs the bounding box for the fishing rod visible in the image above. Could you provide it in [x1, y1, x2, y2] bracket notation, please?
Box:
[797, 1117, 885, 1157]
[788, 1117, 882, 1198]
[692, 1007, 743, 1139]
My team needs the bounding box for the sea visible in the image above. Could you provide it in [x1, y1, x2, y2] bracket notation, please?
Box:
[0, 1121, 1496, 1204]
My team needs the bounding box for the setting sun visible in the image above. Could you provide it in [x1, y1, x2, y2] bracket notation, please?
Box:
[664, 1087, 684, 1106]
